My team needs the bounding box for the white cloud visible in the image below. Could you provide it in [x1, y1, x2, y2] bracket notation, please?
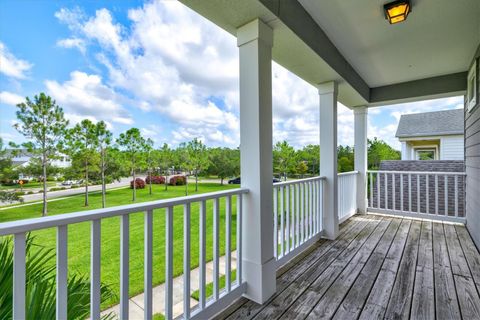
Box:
[0, 91, 24, 106]
[56, 38, 86, 54]
[45, 71, 133, 126]
[0, 42, 33, 79]
[54, 3, 239, 146]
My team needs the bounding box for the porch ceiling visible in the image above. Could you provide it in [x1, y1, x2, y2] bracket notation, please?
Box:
[179, 0, 480, 108]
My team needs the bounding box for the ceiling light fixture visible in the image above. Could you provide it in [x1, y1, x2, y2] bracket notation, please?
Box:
[384, 0, 411, 24]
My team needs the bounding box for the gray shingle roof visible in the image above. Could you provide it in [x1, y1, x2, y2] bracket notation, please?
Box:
[395, 109, 464, 138]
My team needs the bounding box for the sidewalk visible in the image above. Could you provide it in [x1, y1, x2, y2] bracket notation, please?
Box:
[102, 252, 238, 319]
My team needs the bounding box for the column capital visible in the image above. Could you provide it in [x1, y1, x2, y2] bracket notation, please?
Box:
[237, 19, 273, 47]
[317, 81, 338, 95]
[353, 106, 368, 115]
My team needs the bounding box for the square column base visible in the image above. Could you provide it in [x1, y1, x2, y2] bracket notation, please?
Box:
[241, 257, 276, 304]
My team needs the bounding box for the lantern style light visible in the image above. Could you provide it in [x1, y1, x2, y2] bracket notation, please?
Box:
[384, 0, 411, 24]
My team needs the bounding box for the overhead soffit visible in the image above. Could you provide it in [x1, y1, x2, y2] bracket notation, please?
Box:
[180, 0, 479, 107]
[298, 0, 480, 87]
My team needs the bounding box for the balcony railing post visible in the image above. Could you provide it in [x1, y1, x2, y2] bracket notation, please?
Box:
[318, 81, 339, 239]
[237, 19, 276, 304]
[354, 106, 368, 214]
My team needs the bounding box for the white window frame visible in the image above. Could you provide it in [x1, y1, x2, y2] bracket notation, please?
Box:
[467, 60, 477, 112]
[413, 145, 439, 160]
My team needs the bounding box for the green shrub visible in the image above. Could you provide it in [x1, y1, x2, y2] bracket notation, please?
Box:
[0, 191, 24, 204]
[14, 191, 25, 196]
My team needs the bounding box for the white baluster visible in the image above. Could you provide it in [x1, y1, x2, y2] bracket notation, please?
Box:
[144, 211, 153, 320]
[91, 219, 101, 320]
[120, 216, 129, 319]
[13, 232, 26, 320]
[199, 201, 206, 309]
[225, 196, 232, 293]
[165, 207, 174, 319]
[183, 204, 191, 319]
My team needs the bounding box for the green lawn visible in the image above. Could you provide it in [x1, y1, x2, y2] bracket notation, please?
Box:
[191, 270, 237, 301]
[0, 183, 239, 309]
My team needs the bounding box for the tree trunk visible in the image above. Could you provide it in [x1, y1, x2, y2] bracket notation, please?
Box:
[195, 171, 198, 192]
[185, 176, 188, 196]
[165, 173, 168, 191]
[42, 154, 47, 216]
[221, 177, 224, 185]
[85, 161, 89, 207]
[132, 168, 136, 202]
[101, 150, 106, 208]
[149, 168, 152, 195]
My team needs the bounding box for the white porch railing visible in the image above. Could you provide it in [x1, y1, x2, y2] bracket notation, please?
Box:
[338, 171, 358, 223]
[273, 176, 325, 268]
[367, 170, 466, 223]
[0, 188, 248, 320]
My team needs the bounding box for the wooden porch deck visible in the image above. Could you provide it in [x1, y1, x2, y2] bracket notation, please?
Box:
[216, 214, 480, 320]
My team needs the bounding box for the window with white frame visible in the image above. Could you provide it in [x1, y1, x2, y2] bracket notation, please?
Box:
[467, 60, 477, 112]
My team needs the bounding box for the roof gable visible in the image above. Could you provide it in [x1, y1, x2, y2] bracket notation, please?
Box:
[396, 109, 464, 138]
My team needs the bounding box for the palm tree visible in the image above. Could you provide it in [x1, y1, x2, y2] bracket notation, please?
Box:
[0, 235, 115, 319]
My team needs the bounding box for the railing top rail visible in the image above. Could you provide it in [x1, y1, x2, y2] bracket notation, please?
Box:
[0, 188, 249, 236]
[338, 171, 359, 176]
[367, 170, 466, 176]
[273, 176, 326, 187]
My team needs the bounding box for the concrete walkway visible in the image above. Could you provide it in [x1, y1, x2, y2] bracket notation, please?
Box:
[102, 252, 238, 319]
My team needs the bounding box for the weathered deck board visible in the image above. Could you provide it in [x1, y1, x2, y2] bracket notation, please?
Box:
[455, 224, 480, 287]
[276, 217, 385, 320]
[432, 222, 461, 320]
[223, 217, 362, 320]
[304, 218, 394, 319]
[444, 224, 480, 319]
[384, 220, 421, 320]
[410, 221, 435, 320]
[332, 218, 403, 320]
[251, 217, 377, 319]
[215, 215, 480, 320]
[358, 219, 412, 320]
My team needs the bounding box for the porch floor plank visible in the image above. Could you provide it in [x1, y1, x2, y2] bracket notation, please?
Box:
[214, 214, 480, 320]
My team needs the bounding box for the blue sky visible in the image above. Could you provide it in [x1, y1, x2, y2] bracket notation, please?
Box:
[0, 0, 464, 150]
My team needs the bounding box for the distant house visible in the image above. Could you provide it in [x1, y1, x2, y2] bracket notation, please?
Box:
[396, 109, 464, 160]
[7, 149, 71, 169]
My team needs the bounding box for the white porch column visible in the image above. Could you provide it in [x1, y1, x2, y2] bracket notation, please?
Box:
[354, 107, 368, 214]
[318, 82, 339, 240]
[237, 19, 276, 304]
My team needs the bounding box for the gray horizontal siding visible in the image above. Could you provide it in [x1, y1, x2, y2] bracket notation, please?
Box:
[465, 44, 480, 248]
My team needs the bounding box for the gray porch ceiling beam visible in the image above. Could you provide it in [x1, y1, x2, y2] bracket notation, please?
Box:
[369, 72, 467, 106]
[259, 0, 370, 101]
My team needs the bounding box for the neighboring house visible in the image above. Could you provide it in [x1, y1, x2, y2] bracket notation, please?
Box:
[6, 149, 71, 169]
[396, 109, 464, 160]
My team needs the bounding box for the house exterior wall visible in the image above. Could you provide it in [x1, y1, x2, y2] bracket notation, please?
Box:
[440, 135, 464, 160]
[466, 44, 480, 248]
[400, 136, 464, 160]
